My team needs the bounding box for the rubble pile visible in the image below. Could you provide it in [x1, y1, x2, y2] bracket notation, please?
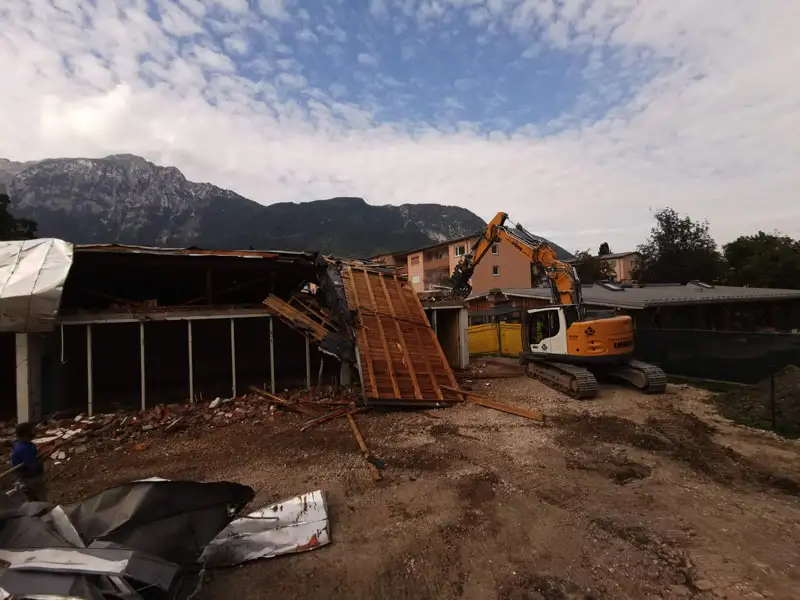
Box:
[0, 386, 362, 459]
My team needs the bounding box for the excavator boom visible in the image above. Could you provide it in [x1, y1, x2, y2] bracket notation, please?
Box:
[448, 213, 582, 308]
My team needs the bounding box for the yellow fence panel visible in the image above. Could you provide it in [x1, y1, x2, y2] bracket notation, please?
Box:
[467, 323, 500, 355]
[468, 322, 523, 357]
[499, 323, 523, 356]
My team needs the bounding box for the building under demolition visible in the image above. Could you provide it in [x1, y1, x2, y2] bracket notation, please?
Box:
[1, 239, 469, 423]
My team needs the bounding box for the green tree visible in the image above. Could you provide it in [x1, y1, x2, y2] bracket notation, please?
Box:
[598, 242, 611, 256]
[573, 249, 615, 283]
[0, 189, 37, 241]
[634, 208, 724, 283]
[723, 232, 800, 289]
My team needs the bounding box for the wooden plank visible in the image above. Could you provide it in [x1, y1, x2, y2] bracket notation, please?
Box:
[248, 386, 325, 417]
[360, 268, 401, 399]
[291, 294, 336, 331]
[440, 385, 546, 422]
[344, 267, 379, 398]
[405, 280, 461, 400]
[347, 413, 382, 482]
[390, 275, 443, 401]
[378, 273, 423, 400]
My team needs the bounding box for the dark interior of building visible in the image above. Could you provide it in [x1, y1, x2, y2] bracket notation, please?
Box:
[43, 247, 341, 416]
[424, 308, 462, 368]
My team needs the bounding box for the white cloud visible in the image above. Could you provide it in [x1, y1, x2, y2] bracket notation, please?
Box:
[454, 78, 478, 91]
[258, 0, 288, 20]
[295, 28, 318, 43]
[223, 35, 250, 56]
[316, 24, 347, 42]
[329, 83, 348, 98]
[369, 0, 389, 19]
[275, 72, 308, 89]
[357, 52, 380, 67]
[0, 0, 799, 252]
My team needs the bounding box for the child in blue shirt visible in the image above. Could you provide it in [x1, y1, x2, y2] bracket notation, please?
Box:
[11, 422, 46, 502]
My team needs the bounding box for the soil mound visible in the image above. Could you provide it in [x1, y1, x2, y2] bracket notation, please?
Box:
[717, 364, 800, 435]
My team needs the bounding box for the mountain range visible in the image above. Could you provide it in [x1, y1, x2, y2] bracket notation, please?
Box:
[0, 154, 572, 259]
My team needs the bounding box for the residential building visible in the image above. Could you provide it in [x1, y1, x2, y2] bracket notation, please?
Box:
[564, 251, 641, 283]
[599, 251, 640, 283]
[373, 234, 573, 296]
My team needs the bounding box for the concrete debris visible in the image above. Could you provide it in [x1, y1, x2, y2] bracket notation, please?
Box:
[0, 386, 362, 460]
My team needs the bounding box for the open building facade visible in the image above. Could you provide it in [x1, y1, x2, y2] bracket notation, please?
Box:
[1, 240, 469, 423]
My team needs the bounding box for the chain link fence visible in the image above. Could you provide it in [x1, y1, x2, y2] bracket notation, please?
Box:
[635, 328, 800, 436]
[634, 328, 800, 385]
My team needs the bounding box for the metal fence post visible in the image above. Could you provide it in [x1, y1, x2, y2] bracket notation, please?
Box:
[770, 370, 776, 430]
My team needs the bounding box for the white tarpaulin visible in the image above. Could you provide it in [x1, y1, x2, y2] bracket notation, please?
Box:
[0, 238, 73, 333]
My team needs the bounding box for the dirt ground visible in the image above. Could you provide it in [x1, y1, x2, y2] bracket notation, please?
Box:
[47, 367, 800, 600]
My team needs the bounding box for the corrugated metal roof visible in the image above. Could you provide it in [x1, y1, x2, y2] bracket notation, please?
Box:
[469, 283, 800, 309]
[76, 244, 315, 261]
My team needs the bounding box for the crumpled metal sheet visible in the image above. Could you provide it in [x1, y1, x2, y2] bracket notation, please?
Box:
[201, 490, 330, 567]
[0, 480, 255, 600]
[61, 480, 254, 566]
[0, 238, 73, 333]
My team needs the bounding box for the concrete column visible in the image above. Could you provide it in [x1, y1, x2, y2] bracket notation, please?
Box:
[458, 307, 470, 369]
[15, 333, 42, 423]
[187, 320, 194, 404]
[139, 322, 146, 411]
[230, 318, 237, 398]
[339, 360, 352, 386]
[305, 336, 311, 390]
[269, 317, 276, 394]
[86, 325, 93, 416]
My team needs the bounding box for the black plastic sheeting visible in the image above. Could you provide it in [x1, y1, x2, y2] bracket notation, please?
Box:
[0, 480, 254, 600]
[315, 257, 355, 362]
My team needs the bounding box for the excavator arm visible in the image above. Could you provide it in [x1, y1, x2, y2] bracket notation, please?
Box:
[448, 212, 583, 308]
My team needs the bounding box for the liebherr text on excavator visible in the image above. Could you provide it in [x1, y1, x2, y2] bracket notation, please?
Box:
[448, 212, 666, 399]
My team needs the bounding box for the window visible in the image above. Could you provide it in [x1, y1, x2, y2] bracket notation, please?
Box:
[410, 255, 420, 265]
[411, 275, 421, 284]
[491, 244, 499, 255]
[492, 265, 500, 276]
[528, 309, 561, 345]
[454, 245, 466, 257]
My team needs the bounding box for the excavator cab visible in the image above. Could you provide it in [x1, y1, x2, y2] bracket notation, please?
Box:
[526, 307, 568, 356]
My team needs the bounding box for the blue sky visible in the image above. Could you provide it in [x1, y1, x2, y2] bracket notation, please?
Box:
[0, 0, 798, 251]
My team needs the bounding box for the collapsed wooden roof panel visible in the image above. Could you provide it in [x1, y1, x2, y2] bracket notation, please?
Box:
[341, 266, 461, 403]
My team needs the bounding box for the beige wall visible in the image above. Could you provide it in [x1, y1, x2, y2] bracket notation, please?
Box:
[408, 251, 425, 292]
[603, 254, 639, 282]
[406, 235, 539, 294]
[445, 237, 531, 295]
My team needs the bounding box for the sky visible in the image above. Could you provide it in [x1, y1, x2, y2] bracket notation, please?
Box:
[1, 0, 799, 252]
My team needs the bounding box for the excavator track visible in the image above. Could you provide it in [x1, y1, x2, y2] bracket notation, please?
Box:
[606, 360, 668, 394]
[525, 360, 599, 400]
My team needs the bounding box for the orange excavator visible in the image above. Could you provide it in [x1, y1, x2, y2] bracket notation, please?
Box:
[448, 212, 666, 399]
